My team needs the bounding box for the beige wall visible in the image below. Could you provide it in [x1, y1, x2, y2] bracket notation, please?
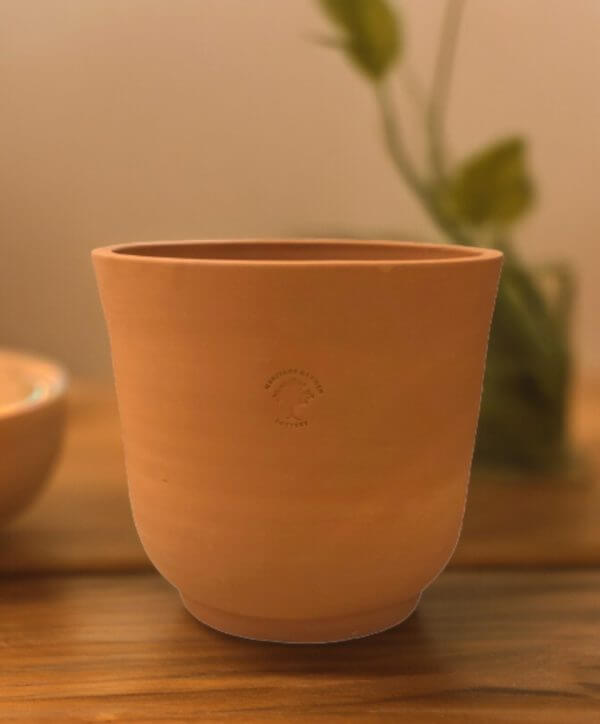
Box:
[2, 0, 599, 376]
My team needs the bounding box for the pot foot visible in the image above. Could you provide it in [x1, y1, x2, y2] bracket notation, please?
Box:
[179, 592, 421, 644]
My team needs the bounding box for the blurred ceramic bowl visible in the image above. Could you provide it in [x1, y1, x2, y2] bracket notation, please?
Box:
[0, 349, 68, 525]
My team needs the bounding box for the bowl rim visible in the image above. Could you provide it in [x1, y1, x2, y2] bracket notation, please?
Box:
[0, 349, 68, 422]
[92, 239, 503, 267]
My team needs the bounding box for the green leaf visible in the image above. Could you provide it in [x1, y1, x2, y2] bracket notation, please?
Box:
[475, 258, 572, 471]
[447, 137, 534, 227]
[318, 0, 401, 80]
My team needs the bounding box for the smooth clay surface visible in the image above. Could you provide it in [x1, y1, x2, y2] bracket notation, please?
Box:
[0, 350, 67, 525]
[93, 239, 502, 643]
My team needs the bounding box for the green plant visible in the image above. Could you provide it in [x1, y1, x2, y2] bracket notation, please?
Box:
[316, 0, 574, 472]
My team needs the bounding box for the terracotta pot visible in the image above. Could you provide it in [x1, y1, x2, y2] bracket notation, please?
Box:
[93, 239, 502, 643]
[0, 350, 68, 525]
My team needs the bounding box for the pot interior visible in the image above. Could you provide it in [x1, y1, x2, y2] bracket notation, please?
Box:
[111, 240, 483, 262]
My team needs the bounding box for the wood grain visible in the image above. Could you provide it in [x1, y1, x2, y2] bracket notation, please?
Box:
[0, 380, 598, 574]
[0, 570, 598, 722]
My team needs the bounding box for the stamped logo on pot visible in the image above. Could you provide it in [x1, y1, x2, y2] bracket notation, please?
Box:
[264, 368, 324, 428]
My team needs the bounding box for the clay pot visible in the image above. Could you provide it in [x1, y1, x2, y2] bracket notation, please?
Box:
[93, 239, 502, 643]
[0, 350, 68, 525]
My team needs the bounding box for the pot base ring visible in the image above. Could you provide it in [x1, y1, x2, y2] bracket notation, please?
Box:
[179, 592, 421, 644]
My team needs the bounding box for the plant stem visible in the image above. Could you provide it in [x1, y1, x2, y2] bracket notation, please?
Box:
[376, 82, 476, 246]
[375, 83, 424, 196]
[399, 62, 427, 116]
[427, 0, 466, 178]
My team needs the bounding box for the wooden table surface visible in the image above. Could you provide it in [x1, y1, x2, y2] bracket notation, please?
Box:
[1, 381, 599, 721]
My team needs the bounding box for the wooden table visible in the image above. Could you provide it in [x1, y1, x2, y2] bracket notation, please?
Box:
[1, 382, 599, 722]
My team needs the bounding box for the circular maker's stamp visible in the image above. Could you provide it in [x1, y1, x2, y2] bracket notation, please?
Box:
[264, 368, 324, 428]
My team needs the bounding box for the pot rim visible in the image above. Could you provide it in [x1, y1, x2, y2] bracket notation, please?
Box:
[92, 239, 503, 267]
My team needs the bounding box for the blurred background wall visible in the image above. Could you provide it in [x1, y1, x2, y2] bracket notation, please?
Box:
[1, 0, 599, 378]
